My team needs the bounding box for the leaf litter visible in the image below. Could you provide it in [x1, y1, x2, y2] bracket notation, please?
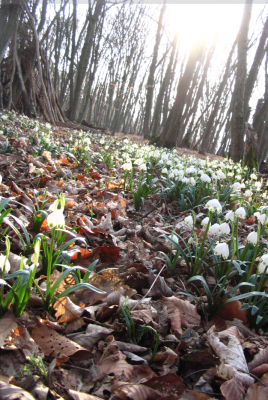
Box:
[0, 112, 268, 399]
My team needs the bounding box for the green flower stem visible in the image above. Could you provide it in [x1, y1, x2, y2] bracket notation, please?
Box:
[247, 222, 261, 281]
[45, 227, 56, 310]
[193, 211, 212, 275]
[214, 237, 236, 303]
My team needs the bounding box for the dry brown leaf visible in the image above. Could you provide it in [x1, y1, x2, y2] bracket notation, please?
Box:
[248, 347, 268, 372]
[250, 364, 268, 377]
[180, 392, 213, 400]
[9, 326, 43, 358]
[130, 365, 158, 383]
[97, 336, 133, 379]
[145, 273, 173, 297]
[219, 326, 245, 344]
[32, 322, 91, 360]
[54, 297, 84, 323]
[42, 150, 52, 162]
[245, 384, 268, 400]
[162, 296, 201, 336]
[69, 324, 113, 349]
[220, 378, 245, 400]
[207, 326, 248, 372]
[144, 373, 185, 397]
[113, 383, 162, 400]
[0, 311, 17, 347]
[68, 389, 103, 400]
[0, 381, 35, 400]
[215, 300, 247, 323]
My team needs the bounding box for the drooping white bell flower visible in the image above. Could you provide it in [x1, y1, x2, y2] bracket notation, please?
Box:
[200, 174, 211, 183]
[208, 223, 220, 235]
[258, 254, 268, 274]
[205, 199, 222, 214]
[47, 209, 65, 228]
[247, 231, 258, 245]
[235, 207, 246, 219]
[184, 215, 194, 228]
[225, 210, 235, 222]
[214, 242, 229, 259]
[0, 254, 10, 273]
[201, 217, 210, 227]
[218, 222, 230, 235]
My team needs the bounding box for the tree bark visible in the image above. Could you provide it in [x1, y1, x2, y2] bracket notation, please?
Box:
[230, 0, 252, 162]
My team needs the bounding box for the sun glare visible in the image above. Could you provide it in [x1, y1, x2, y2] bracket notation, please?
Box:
[167, 4, 246, 44]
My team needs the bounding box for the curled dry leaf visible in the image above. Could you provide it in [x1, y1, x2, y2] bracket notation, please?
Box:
[97, 336, 133, 379]
[250, 364, 268, 377]
[216, 362, 254, 387]
[215, 300, 247, 323]
[32, 323, 91, 360]
[112, 383, 162, 400]
[68, 389, 103, 400]
[68, 324, 113, 349]
[0, 311, 17, 347]
[248, 346, 268, 372]
[220, 377, 245, 400]
[144, 272, 173, 297]
[0, 381, 35, 400]
[162, 296, 201, 336]
[9, 326, 43, 358]
[180, 391, 213, 400]
[54, 297, 84, 323]
[245, 384, 268, 400]
[207, 326, 248, 372]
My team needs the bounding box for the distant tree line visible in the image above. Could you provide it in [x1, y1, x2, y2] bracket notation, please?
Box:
[1, 0, 268, 167]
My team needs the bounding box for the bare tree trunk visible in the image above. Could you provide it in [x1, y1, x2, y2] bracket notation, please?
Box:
[143, 4, 165, 139]
[230, 0, 252, 162]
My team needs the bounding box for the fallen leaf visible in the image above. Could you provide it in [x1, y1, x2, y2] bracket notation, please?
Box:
[112, 383, 162, 400]
[245, 384, 268, 400]
[69, 324, 113, 349]
[0, 311, 17, 347]
[162, 296, 201, 336]
[220, 377, 245, 400]
[32, 322, 91, 360]
[68, 389, 103, 400]
[9, 326, 43, 358]
[215, 300, 247, 323]
[144, 373, 185, 397]
[248, 346, 268, 372]
[54, 297, 84, 323]
[0, 381, 35, 400]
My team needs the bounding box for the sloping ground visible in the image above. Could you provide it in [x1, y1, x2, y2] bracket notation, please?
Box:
[0, 112, 268, 400]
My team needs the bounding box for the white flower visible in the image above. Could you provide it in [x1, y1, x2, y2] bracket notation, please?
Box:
[235, 207, 246, 219]
[258, 254, 268, 274]
[205, 199, 222, 214]
[209, 223, 220, 235]
[232, 182, 241, 191]
[247, 231, 258, 245]
[250, 173, 257, 180]
[218, 222, 230, 235]
[214, 242, 229, 259]
[257, 213, 268, 225]
[47, 210, 65, 228]
[162, 168, 168, 174]
[201, 174, 211, 183]
[0, 175, 2, 184]
[189, 177, 195, 185]
[184, 215, 194, 228]
[1, 115, 8, 121]
[225, 210, 234, 222]
[201, 217, 210, 227]
[122, 162, 132, 171]
[217, 171, 226, 179]
[168, 233, 178, 244]
[139, 163, 147, 171]
[0, 254, 10, 273]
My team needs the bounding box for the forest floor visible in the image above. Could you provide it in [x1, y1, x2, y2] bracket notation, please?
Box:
[0, 112, 268, 400]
